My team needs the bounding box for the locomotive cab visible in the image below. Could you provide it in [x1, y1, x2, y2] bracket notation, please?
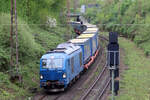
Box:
[40, 53, 68, 90]
[40, 43, 83, 91]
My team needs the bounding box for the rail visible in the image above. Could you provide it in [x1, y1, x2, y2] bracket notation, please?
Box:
[80, 64, 109, 100]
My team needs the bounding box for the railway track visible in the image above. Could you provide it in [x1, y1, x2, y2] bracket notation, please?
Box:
[96, 78, 110, 100]
[80, 63, 110, 100]
[39, 95, 47, 100]
[99, 35, 109, 42]
[37, 39, 106, 100]
[79, 35, 109, 100]
[35, 35, 109, 100]
[38, 93, 61, 100]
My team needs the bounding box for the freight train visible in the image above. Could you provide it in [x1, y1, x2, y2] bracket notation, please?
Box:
[39, 17, 100, 92]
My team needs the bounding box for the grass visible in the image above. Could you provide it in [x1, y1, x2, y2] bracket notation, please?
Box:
[139, 40, 150, 56]
[115, 37, 150, 100]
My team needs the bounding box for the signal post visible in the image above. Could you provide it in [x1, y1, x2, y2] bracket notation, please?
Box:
[107, 32, 120, 100]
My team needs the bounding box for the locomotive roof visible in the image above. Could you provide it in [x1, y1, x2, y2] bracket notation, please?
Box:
[56, 43, 80, 55]
[47, 43, 80, 55]
[69, 38, 89, 44]
[77, 33, 95, 38]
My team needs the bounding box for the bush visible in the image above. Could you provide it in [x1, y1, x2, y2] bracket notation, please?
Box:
[84, 0, 150, 55]
[0, 13, 44, 71]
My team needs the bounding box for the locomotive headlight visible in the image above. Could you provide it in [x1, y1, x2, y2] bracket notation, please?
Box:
[40, 75, 43, 79]
[63, 73, 67, 78]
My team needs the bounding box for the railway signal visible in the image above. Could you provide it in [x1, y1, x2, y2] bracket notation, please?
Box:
[107, 32, 120, 100]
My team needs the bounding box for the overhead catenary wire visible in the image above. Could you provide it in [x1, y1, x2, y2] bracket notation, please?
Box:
[2, 23, 150, 26]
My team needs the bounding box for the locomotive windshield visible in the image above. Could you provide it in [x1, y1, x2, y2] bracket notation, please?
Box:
[42, 58, 63, 69]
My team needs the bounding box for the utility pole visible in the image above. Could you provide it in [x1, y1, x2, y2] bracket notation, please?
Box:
[67, 0, 70, 24]
[26, 0, 30, 22]
[10, 0, 14, 71]
[138, 0, 142, 24]
[66, 0, 70, 39]
[14, 0, 19, 75]
[10, 0, 20, 82]
[119, 0, 122, 24]
[73, 0, 78, 12]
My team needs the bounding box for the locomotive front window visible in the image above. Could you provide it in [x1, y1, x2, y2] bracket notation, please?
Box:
[42, 58, 63, 69]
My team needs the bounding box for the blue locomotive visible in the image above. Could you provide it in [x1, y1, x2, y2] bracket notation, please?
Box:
[40, 26, 99, 91]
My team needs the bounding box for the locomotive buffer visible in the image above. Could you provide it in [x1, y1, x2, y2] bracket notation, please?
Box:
[107, 32, 119, 100]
